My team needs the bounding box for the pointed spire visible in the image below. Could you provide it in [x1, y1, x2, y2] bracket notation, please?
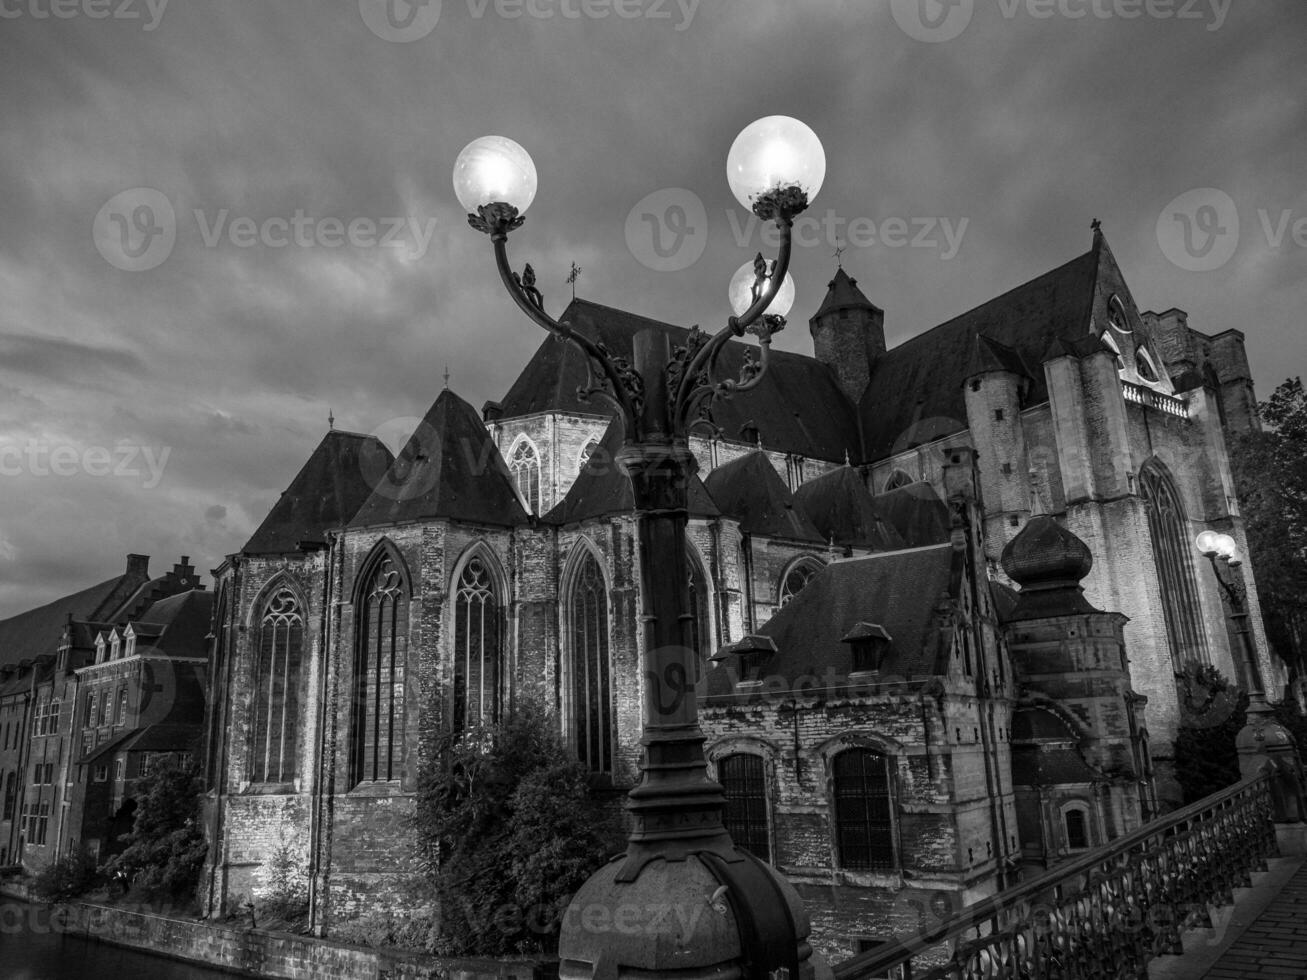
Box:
[443, 364, 451, 390]
[328, 408, 335, 432]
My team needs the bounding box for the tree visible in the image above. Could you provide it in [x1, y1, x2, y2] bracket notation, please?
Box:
[412, 700, 625, 955]
[106, 756, 207, 901]
[1227, 377, 1307, 695]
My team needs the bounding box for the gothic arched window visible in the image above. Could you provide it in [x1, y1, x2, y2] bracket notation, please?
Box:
[1136, 347, 1161, 384]
[454, 554, 503, 733]
[779, 558, 822, 607]
[883, 469, 914, 493]
[353, 554, 408, 783]
[1140, 462, 1208, 669]
[568, 552, 611, 775]
[1107, 294, 1131, 334]
[686, 548, 712, 659]
[832, 748, 895, 871]
[510, 438, 542, 513]
[719, 753, 770, 860]
[250, 586, 304, 784]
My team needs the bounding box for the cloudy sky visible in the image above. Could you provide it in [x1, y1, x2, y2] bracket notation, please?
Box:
[0, 0, 1304, 618]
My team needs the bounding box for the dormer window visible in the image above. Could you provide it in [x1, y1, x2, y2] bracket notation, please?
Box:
[124, 626, 137, 659]
[841, 622, 892, 674]
[94, 635, 106, 665]
[711, 635, 777, 686]
[109, 631, 121, 661]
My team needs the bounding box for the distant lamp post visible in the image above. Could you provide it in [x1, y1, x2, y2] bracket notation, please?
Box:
[1196, 532, 1306, 823]
[456, 116, 826, 980]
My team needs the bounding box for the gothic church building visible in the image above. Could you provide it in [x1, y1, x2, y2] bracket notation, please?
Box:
[202, 227, 1274, 956]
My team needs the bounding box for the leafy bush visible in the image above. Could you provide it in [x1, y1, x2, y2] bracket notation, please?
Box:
[106, 756, 206, 901]
[1174, 665, 1246, 804]
[414, 699, 625, 955]
[30, 848, 101, 902]
[255, 842, 310, 929]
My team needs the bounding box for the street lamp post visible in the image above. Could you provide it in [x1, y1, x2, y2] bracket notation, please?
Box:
[1196, 531, 1306, 824]
[455, 117, 828, 980]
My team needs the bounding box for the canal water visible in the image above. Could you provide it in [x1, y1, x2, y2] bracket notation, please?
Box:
[0, 901, 243, 979]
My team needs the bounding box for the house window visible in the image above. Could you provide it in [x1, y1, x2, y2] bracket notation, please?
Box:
[2, 771, 15, 821]
[719, 753, 770, 861]
[779, 558, 822, 608]
[453, 555, 503, 734]
[509, 438, 542, 514]
[567, 552, 612, 775]
[85, 694, 96, 729]
[113, 758, 125, 782]
[353, 555, 408, 784]
[1140, 461, 1209, 668]
[1065, 806, 1090, 850]
[49, 700, 59, 735]
[832, 748, 895, 872]
[250, 586, 304, 784]
[116, 689, 127, 726]
[94, 765, 108, 782]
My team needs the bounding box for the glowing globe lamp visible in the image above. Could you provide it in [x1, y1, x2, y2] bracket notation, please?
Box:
[726, 115, 826, 211]
[728, 260, 795, 318]
[453, 136, 538, 214]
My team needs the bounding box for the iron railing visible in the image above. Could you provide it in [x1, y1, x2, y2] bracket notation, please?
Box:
[1122, 382, 1189, 419]
[834, 772, 1277, 980]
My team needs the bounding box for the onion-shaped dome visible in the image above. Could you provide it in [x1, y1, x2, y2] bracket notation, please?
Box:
[1001, 515, 1093, 590]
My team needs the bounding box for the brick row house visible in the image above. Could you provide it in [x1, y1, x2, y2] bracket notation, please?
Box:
[200, 226, 1273, 957]
[0, 556, 208, 870]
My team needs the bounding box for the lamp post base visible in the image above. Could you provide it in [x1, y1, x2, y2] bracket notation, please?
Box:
[558, 846, 827, 980]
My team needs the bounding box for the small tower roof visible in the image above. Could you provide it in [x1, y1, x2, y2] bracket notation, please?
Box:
[1000, 515, 1100, 620]
[811, 266, 881, 320]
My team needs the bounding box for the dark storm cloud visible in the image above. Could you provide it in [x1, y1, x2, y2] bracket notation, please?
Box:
[1, 0, 1305, 616]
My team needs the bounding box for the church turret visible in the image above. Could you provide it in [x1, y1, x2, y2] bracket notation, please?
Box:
[808, 266, 884, 404]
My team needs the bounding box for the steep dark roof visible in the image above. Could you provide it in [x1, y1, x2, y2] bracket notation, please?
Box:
[350, 389, 529, 529]
[545, 416, 720, 525]
[870, 482, 951, 548]
[0, 576, 135, 669]
[793, 466, 906, 551]
[963, 334, 1033, 381]
[498, 299, 860, 463]
[82, 724, 201, 765]
[706, 543, 957, 694]
[134, 590, 215, 657]
[703, 452, 823, 542]
[244, 430, 392, 554]
[858, 245, 1101, 460]
[811, 267, 881, 320]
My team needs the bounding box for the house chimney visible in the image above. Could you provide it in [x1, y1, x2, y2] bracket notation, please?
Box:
[126, 554, 150, 579]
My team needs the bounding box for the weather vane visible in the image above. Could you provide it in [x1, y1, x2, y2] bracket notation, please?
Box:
[566, 261, 582, 299]
[832, 243, 846, 268]
[328, 408, 334, 431]
[443, 364, 450, 390]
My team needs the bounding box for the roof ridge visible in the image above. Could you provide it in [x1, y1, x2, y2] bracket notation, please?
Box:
[883, 248, 1095, 355]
